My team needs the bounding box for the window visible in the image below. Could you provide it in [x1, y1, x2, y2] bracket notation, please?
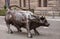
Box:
[38, 0, 47, 7]
[19, 0, 26, 7]
[38, 0, 41, 7]
[19, 0, 21, 7]
[23, 0, 26, 7]
[43, 0, 47, 7]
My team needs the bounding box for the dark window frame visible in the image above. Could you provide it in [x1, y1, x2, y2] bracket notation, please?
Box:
[23, 0, 26, 7]
[38, 0, 47, 7]
[38, 0, 41, 7]
[19, 0, 21, 7]
[43, 0, 47, 7]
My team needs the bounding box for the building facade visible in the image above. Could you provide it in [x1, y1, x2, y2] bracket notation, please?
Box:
[0, 0, 60, 16]
[0, 0, 5, 9]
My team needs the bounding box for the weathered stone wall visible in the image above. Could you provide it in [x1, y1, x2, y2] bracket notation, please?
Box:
[0, 0, 60, 16]
[10, 0, 19, 6]
[0, 0, 5, 9]
[0, 0, 60, 9]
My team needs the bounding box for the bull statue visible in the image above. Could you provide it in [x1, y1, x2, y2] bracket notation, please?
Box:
[5, 8, 50, 38]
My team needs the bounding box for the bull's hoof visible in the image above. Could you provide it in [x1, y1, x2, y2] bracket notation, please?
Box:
[27, 35, 32, 38]
[27, 34, 32, 38]
[18, 30, 22, 32]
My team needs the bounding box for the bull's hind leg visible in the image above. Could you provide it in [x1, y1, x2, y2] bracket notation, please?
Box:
[34, 28, 40, 35]
[6, 23, 13, 34]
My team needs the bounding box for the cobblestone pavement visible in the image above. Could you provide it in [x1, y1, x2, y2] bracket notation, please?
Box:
[0, 16, 60, 39]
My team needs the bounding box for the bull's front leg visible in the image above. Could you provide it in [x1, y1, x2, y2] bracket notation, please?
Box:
[6, 23, 13, 34]
[26, 19, 32, 38]
[34, 28, 40, 35]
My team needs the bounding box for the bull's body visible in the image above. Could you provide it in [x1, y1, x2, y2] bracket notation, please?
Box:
[5, 10, 38, 29]
[5, 10, 49, 38]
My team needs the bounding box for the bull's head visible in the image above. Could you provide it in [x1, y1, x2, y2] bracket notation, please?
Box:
[39, 16, 50, 27]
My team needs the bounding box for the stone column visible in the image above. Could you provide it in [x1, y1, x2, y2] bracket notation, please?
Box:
[41, 0, 43, 7]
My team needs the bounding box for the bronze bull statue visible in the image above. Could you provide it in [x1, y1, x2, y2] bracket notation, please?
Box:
[5, 9, 50, 38]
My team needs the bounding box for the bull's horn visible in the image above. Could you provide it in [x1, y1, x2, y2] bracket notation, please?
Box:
[43, 27, 48, 28]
